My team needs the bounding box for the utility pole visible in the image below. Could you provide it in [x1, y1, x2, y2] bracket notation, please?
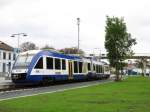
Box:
[77, 18, 80, 55]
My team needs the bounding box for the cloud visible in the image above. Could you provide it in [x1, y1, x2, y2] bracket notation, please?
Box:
[0, 0, 150, 54]
[0, 0, 15, 8]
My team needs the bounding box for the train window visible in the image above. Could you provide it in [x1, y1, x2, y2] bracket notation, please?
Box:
[105, 66, 109, 72]
[35, 57, 43, 69]
[100, 65, 103, 73]
[62, 59, 66, 70]
[98, 65, 101, 73]
[74, 61, 78, 73]
[55, 58, 61, 70]
[102, 67, 104, 73]
[93, 64, 95, 71]
[88, 63, 91, 71]
[46, 57, 53, 69]
[96, 65, 99, 73]
[79, 62, 83, 73]
[99, 66, 102, 73]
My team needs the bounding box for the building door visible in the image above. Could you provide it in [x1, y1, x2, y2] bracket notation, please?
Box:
[68, 61, 73, 80]
[3, 63, 6, 73]
[8, 62, 11, 73]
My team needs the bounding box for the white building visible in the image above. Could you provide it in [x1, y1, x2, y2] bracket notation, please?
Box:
[0, 41, 17, 77]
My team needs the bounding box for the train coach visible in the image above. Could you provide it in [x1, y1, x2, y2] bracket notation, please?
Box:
[11, 50, 110, 84]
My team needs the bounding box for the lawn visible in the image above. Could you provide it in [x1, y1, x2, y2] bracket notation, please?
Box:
[0, 77, 150, 112]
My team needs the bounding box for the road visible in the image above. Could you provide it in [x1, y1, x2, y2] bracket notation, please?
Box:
[0, 79, 113, 101]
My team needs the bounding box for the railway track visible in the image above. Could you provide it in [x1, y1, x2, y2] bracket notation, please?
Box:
[0, 78, 112, 93]
[0, 79, 113, 101]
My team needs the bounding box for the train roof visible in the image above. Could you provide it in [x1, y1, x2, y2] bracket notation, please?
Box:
[20, 50, 42, 55]
[20, 50, 81, 60]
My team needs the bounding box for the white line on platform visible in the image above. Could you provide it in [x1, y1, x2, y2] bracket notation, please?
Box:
[0, 80, 113, 102]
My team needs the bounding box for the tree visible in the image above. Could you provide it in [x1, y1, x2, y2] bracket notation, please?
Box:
[41, 44, 55, 50]
[105, 16, 136, 81]
[59, 47, 84, 55]
[135, 58, 148, 76]
[20, 42, 38, 52]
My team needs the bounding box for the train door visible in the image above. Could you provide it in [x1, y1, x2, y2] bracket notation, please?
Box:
[68, 61, 73, 79]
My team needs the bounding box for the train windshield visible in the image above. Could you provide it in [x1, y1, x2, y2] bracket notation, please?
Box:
[13, 54, 34, 69]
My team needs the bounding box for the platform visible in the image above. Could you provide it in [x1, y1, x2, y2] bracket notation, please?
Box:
[0, 78, 13, 89]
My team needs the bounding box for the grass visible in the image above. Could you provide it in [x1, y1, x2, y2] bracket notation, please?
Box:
[0, 77, 150, 112]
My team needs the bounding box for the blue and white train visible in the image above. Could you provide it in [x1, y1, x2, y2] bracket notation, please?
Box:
[11, 50, 110, 84]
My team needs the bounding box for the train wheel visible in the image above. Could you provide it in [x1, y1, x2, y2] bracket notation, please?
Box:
[41, 76, 54, 85]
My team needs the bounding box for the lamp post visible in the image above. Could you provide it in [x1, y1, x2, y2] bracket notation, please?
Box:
[10, 33, 27, 53]
[94, 48, 101, 61]
[77, 18, 80, 55]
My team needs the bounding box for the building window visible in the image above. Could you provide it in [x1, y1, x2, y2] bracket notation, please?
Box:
[55, 58, 61, 70]
[62, 59, 66, 70]
[79, 62, 83, 73]
[9, 53, 11, 60]
[35, 57, 43, 69]
[3, 52, 6, 59]
[74, 61, 78, 73]
[13, 54, 16, 60]
[46, 57, 53, 69]
[0, 51, 1, 59]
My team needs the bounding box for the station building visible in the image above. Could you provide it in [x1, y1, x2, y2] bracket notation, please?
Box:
[0, 41, 17, 77]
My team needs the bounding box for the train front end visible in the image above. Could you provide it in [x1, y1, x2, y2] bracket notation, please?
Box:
[11, 51, 35, 83]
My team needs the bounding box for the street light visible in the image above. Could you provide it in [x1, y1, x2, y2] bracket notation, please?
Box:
[10, 33, 27, 53]
[77, 18, 80, 55]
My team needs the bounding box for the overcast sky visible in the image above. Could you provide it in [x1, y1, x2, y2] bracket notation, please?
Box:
[0, 0, 150, 54]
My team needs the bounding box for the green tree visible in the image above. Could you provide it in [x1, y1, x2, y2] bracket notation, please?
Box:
[135, 58, 148, 76]
[41, 44, 55, 50]
[59, 47, 84, 55]
[105, 16, 136, 81]
[20, 41, 38, 52]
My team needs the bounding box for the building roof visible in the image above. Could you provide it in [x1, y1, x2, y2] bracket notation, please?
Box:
[0, 41, 14, 51]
